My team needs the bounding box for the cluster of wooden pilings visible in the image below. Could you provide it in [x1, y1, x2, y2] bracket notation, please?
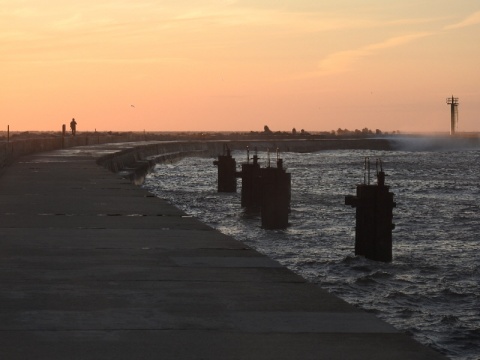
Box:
[213, 146, 291, 229]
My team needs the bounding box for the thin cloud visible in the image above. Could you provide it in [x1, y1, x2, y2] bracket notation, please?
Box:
[170, 5, 443, 35]
[445, 11, 480, 30]
[317, 49, 369, 75]
[317, 32, 434, 75]
[366, 32, 434, 51]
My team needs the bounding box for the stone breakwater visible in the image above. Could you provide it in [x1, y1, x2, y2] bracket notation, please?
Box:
[5, 134, 480, 178]
[95, 138, 393, 175]
[0, 135, 394, 176]
[93, 136, 480, 179]
[90, 139, 393, 187]
[0, 133, 149, 169]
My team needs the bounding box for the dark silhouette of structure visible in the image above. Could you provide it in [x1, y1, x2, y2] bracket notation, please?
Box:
[239, 147, 262, 209]
[212, 146, 291, 229]
[446, 95, 459, 135]
[213, 145, 237, 192]
[260, 151, 291, 229]
[345, 158, 396, 262]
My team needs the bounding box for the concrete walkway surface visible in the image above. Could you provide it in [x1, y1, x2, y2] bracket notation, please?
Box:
[0, 144, 447, 359]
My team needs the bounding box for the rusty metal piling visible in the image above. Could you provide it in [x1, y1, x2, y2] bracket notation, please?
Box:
[345, 159, 396, 262]
[213, 145, 237, 192]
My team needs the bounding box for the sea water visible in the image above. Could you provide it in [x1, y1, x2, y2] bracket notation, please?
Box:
[143, 145, 480, 360]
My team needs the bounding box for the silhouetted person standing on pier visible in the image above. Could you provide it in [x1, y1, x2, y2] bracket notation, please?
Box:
[70, 118, 77, 136]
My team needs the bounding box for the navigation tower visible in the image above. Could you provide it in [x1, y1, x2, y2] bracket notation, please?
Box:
[446, 95, 459, 135]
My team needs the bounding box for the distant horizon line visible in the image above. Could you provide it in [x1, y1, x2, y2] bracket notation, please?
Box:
[1, 129, 479, 135]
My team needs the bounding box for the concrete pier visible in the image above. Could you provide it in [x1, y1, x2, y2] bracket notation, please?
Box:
[0, 144, 446, 359]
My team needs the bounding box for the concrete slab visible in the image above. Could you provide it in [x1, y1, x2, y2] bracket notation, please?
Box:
[0, 331, 445, 360]
[0, 310, 396, 333]
[0, 228, 247, 250]
[0, 195, 185, 215]
[0, 214, 211, 229]
[0, 266, 305, 284]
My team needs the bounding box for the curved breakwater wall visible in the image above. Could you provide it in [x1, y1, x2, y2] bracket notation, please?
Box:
[96, 142, 215, 184]
[95, 138, 394, 179]
[96, 136, 480, 178]
[1, 136, 395, 177]
[4, 135, 480, 173]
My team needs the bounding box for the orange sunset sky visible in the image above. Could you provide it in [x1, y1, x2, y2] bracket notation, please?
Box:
[1, 1, 479, 133]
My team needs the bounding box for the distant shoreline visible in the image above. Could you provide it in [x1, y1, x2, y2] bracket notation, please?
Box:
[1, 130, 479, 143]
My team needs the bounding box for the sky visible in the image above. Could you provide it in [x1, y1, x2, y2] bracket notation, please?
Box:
[1, 0, 479, 133]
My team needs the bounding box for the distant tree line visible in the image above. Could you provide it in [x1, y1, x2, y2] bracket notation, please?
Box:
[254, 125, 400, 137]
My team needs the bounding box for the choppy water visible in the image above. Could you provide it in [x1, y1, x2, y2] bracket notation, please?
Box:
[143, 145, 480, 360]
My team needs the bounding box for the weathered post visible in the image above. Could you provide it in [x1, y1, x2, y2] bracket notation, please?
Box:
[345, 158, 396, 262]
[213, 144, 237, 192]
[239, 147, 262, 209]
[260, 150, 291, 229]
[62, 124, 66, 148]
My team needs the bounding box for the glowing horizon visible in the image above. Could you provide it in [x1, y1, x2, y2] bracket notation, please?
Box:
[1, 1, 479, 132]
